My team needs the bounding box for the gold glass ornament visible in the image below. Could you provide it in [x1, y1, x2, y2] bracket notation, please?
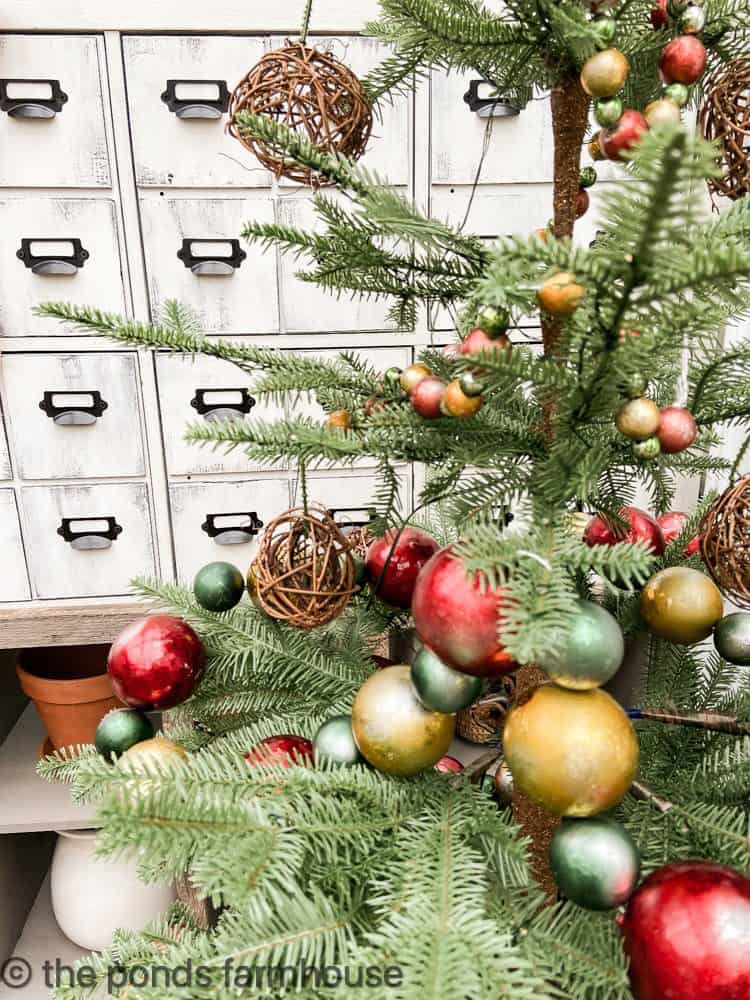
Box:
[640, 566, 724, 644]
[580, 48, 630, 98]
[644, 98, 682, 127]
[400, 364, 432, 395]
[537, 272, 585, 316]
[503, 684, 639, 817]
[327, 410, 352, 431]
[351, 664, 455, 776]
[120, 737, 188, 771]
[443, 379, 483, 418]
[589, 131, 606, 161]
[615, 397, 661, 440]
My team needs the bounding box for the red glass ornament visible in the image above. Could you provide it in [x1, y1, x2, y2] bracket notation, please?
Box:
[657, 510, 700, 557]
[442, 342, 461, 358]
[434, 755, 464, 773]
[601, 110, 649, 162]
[366, 527, 440, 609]
[107, 615, 205, 710]
[658, 405, 697, 454]
[684, 534, 701, 557]
[659, 35, 707, 85]
[364, 396, 387, 416]
[621, 860, 750, 1000]
[412, 545, 518, 677]
[576, 187, 590, 218]
[651, 0, 669, 28]
[460, 327, 510, 356]
[585, 506, 666, 556]
[411, 376, 447, 419]
[244, 734, 314, 769]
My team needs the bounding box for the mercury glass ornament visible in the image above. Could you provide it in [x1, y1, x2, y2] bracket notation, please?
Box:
[633, 436, 662, 460]
[539, 599, 624, 690]
[664, 82, 690, 106]
[580, 48, 630, 98]
[411, 647, 483, 713]
[313, 715, 363, 766]
[595, 95, 623, 128]
[714, 613, 750, 666]
[579, 166, 597, 188]
[458, 372, 485, 398]
[641, 567, 724, 644]
[120, 737, 188, 771]
[95, 708, 155, 759]
[476, 304, 509, 338]
[493, 761, 515, 807]
[193, 561, 245, 612]
[615, 397, 661, 440]
[680, 3, 706, 31]
[550, 817, 641, 910]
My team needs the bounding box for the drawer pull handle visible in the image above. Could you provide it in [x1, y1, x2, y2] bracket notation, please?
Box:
[39, 390, 108, 425]
[463, 80, 522, 119]
[0, 78, 68, 118]
[17, 238, 89, 275]
[58, 516, 122, 550]
[191, 388, 255, 422]
[201, 512, 263, 546]
[161, 79, 230, 120]
[326, 506, 377, 530]
[177, 238, 246, 276]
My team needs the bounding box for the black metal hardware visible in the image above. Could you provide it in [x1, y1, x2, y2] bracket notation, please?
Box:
[326, 506, 377, 530]
[0, 79, 68, 118]
[161, 79, 230, 119]
[190, 388, 255, 422]
[58, 516, 122, 550]
[177, 238, 246, 275]
[17, 238, 89, 275]
[201, 512, 263, 545]
[39, 390, 108, 426]
[463, 79, 522, 118]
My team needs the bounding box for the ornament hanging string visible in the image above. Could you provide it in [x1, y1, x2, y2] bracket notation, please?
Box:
[299, 0, 314, 45]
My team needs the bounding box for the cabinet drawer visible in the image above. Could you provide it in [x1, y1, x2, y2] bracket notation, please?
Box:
[0, 489, 30, 602]
[301, 471, 412, 525]
[21, 483, 156, 600]
[170, 478, 290, 583]
[0, 198, 126, 336]
[156, 353, 285, 475]
[124, 35, 270, 189]
[279, 197, 395, 333]
[140, 197, 278, 334]
[0, 35, 110, 188]
[2, 353, 146, 480]
[0, 405, 11, 480]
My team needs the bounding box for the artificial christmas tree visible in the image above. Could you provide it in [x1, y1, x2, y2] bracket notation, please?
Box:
[32, 0, 750, 995]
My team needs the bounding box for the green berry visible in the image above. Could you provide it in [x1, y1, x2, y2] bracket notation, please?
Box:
[594, 96, 623, 129]
[579, 166, 597, 189]
[633, 436, 661, 460]
[663, 83, 690, 108]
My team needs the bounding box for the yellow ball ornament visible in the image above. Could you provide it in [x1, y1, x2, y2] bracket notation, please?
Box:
[537, 271, 585, 317]
[640, 566, 724, 644]
[120, 737, 188, 771]
[580, 49, 630, 98]
[644, 98, 681, 128]
[615, 397, 661, 441]
[351, 665, 455, 776]
[503, 684, 639, 817]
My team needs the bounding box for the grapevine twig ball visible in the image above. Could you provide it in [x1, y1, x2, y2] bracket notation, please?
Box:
[700, 59, 750, 202]
[250, 505, 357, 628]
[227, 42, 373, 186]
[700, 476, 750, 608]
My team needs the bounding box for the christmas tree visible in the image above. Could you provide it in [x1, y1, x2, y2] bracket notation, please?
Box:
[35, 0, 750, 997]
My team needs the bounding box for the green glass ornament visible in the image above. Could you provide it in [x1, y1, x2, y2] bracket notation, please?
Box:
[313, 715, 363, 766]
[592, 15, 617, 48]
[194, 561, 245, 612]
[714, 613, 750, 666]
[459, 372, 485, 398]
[411, 647, 483, 713]
[383, 366, 403, 390]
[622, 372, 649, 399]
[550, 817, 641, 910]
[664, 82, 690, 107]
[353, 554, 367, 587]
[594, 96, 623, 129]
[579, 166, 597, 189]
[633, 436, 662, 460]
[538, 599, 624, 689]
[95, 708, 155, 759]
[476, 304, 509, 339]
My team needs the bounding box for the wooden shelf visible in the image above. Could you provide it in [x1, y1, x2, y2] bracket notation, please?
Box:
[0, 707, 96, 834]
[7, 872, 88, 1000]
[0, 600, 147, 651]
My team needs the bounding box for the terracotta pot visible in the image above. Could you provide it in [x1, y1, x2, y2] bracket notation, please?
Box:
[17, 644, 121, 751]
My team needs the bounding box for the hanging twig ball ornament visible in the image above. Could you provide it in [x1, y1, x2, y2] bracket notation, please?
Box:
[250, 505, 357, 628]
[700, 476, 750, 607]
[700, 59, 750, 201]
[227, 41, 373, 185]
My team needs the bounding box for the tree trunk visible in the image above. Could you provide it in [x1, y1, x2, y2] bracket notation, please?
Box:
[511, 73, 590, 901]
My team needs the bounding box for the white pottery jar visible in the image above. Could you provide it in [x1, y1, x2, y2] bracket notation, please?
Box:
[51, 829, 176, 950]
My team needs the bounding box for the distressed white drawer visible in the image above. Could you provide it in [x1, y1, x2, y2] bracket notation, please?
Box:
[123, 35, 270, 188]
[0, 490, 30, 602]
[279, 197, 395, 333]
[140, 197, 278, 334]
[0, 35, 110, 188]
[156, 353, 285, 475]
[2, 353, 146, 480]
[21, 483, 156, 600]
[300, 471, 412, 524]
[0, 198, 126, 336]
[169, 478, 290, 583]
[0, 406, 11, 480]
